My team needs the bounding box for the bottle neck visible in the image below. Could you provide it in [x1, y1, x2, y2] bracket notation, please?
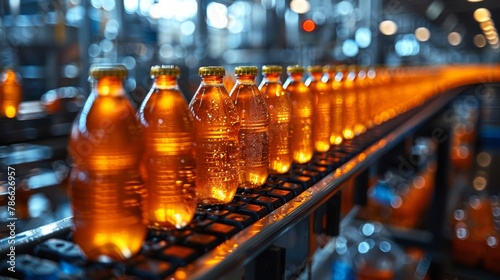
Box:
[288, 73, 303, 81]
[310, 72, 322, 80]
[153, 75, 178, 89]
[262, 73, 281, 83]
[93, 77, 125, 96]
[235, 74, 256, 84]
[201, 75, 224, 85]
[2, 69, 17, 82]
[324, 71, 333, 78]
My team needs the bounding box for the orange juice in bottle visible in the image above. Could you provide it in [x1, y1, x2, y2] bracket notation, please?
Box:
[324, 65, 344, 145]
[354, 67, 367, 135]
[284, 65, 314, 164]
[258, 65, 293, 174]
[229, 66, 269, 189]
[189, 66, 241, 205]
[306, 65, 331, 153]
[375, 66, 391, 125]
[138, 65, 197, 229]
[365, 67, 377, 129]
[342, 65, 357, 140]
[0, 68, 22, 118]
[68, 64, 146, 262]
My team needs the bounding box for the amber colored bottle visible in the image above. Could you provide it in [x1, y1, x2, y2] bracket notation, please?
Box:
[365, 67, 377, 129]
[324, 65, 343, 145]
[0, 68, 22, 118]
[138, 65, 196, 229]
[229, 66, 270, 189]
[306, 65, 331, 153]
[284, 65, 314, 164]
[68, 65, 146, 262]
[189, 66, 241, 205]
[342, 65, 357, 140]
[258, 65, 293, 174]
[354, 67, 368, 136]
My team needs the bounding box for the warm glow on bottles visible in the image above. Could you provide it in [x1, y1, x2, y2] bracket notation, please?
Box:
[354, 67, 368, 135]
[306, 65, 331, 153]
[284, 65, 314, 164]
[189, 66, 241, 205]
[324, 65, 343, 145]
[138, 65, 197, 229]
[365, 67, 377, 129]
[342, 65, 356, 140]
[373, 67, 390, 126]
[68, 65, 146, 262]
[229, 66, 270, 189]
[0, 68, 22, 118]
[258, 65, 293, 174]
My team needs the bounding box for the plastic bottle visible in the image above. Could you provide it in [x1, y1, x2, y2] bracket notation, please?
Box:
[306, 65, 331, 153]
[68, 64, 146, 262]
[138, 65, 197, 229]
[342, 65, 357, 140]
[258, 65, 293, 174]
[323, 65, 344, 146]
[189, 66, 241, 205]
[229, 66, 269, 189]
[366, 67, 377, 129]
[354, 67, 367, 136]
[0, 68, 22, 118]
[284, 65, 314, 164]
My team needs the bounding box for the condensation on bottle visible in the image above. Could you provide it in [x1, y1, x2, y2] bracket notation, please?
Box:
[189, 66, 241, 205]
[284, 65, 314, 164]
[68, 64, 146, 262]
[258, 65, 293, 174]
[323, 65, 343, 146]
[342, 65, 357, 140]
[306, 65, 331, 153]
[0, 68, 22, 118]
[229, 66, 270, 189]
[138, 65, 197, 230]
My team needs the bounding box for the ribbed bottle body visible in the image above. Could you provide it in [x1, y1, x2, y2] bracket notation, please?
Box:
[259, 79, 292, 174]
[306, 71, 331, 153]
[342, 74, 356, 140]
[189, 75, 240, 205]
[139, 74, 197, 229]
[284, 72, 314, 164]
[69, 73, 146, 261]
[230, 74, 270, 189]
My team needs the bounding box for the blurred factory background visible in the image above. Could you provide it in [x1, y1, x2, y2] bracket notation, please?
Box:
[1, 1, 500, 279]
[0, 0, 499, 106]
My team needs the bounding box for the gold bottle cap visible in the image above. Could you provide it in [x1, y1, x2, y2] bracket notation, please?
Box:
[307, 65, 323, 73]
[286, 65, 305, 74]
[262, 65, 283, 74]
[234, 66, 258, 76]
[335, 64, 347, 72]
[198, 66, 225, 77]
[150, 65, 181, 77]
[89, 64, 127, 79]
[322, 65, 337, 72]
[347, 64, 358, 72]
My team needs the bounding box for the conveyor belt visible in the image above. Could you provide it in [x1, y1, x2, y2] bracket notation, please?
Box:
[0, 87, 463, 280]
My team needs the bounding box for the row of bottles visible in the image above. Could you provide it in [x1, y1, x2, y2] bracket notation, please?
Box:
[68, 63, 500, 262]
